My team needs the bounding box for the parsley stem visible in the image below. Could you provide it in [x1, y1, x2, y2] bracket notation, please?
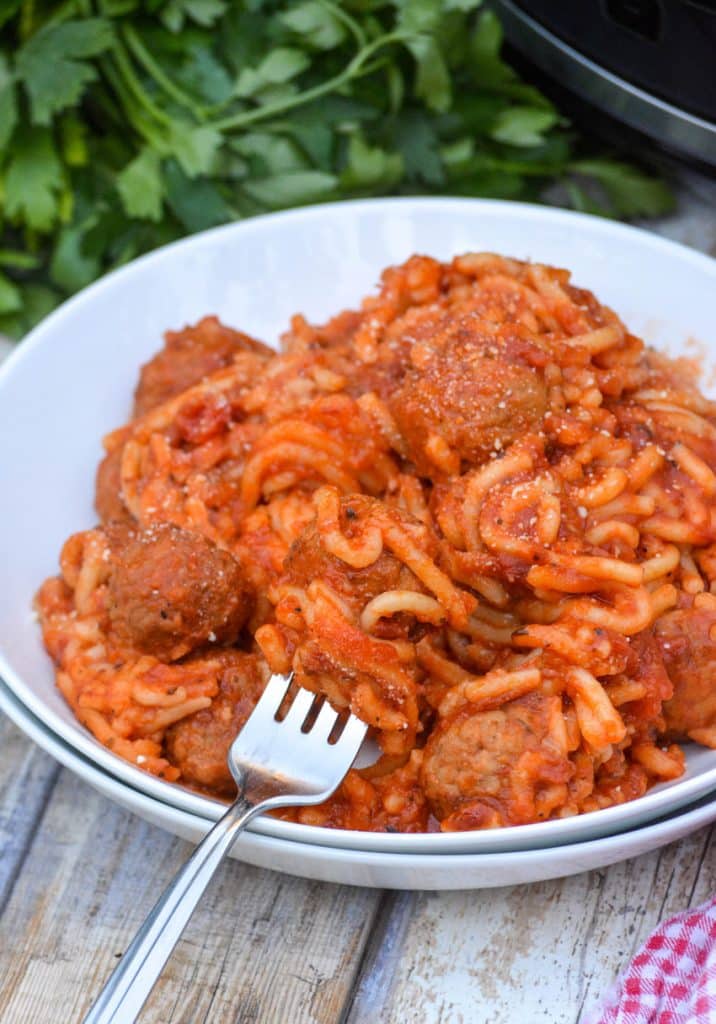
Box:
[485, 158, 565, 176]
[111, 40, 175, 129]
[317, 0, 367, 49]
[121, 26, 210, 122]
[19, 0, 35, 40]
[101, 56, 167, 151]
[0, 250, 41, 269]
[210, 30, 411, 133]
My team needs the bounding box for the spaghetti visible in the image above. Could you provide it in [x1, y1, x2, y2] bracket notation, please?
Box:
[35, 256, 716, 832]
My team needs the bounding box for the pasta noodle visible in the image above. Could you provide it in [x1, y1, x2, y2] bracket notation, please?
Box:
[34, 255, 716, 833]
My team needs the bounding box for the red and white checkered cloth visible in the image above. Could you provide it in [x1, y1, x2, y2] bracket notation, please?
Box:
[588, 896, 716, 1023]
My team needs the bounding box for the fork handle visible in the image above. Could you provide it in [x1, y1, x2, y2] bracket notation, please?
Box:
[83, 794, 260, 1024]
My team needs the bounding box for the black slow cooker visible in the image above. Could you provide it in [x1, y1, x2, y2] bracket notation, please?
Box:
[493, 0, 716, 167]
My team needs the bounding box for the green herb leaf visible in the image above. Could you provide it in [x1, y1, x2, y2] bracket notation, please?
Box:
[233, 132, 309, 176]
[218, 10, 269, 75]
[408, 35, 451, 113]
[570, 159, 675, 218]
[276, 113, 335, 167]
[340, 134, 404, 191]
[0, 1, 675, 328]
[563, 181, 611, 218]
[280, 2, 347, 50]
[441, 137, 475, 174]
[0, 283, 62, 339]
[235, 47, 311, 98]
[177, 46, 234, 105]
[165, 123, 222, 177]
[50, 223, 101, 291]
[117, 147, 164, 220]
[100, 1, 141, 15]
[16, 18, 113, 125]
[60, 115, 89, 168]
[0, 249, 41, 270]
[160, 0, 227, 32]
[0, 1, 22, 31]
[243, 170, 338, 208]
[491, 106, 559, 147]
[446, 0, 483, 10]
[3, 126, 64, 232]
[0, 54, 17, 150]
[393, 111, 444, 186]
[163, 159, 234, 231]
[394, 0, 444, 34]
[470, 9, 513, 89]
[0, 270, 21, 314]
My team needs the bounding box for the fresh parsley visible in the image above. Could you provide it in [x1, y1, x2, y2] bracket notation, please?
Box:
[0, 1, 674, 338]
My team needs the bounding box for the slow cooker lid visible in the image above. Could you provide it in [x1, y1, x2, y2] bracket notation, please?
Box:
[510, 0, 716, 123]
[494, 0, 716, 167]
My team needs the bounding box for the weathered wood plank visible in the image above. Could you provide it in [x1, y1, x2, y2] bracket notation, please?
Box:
[144, 862, 380, 1024]
[344, 826, 715, 1024]
[575, 824, 716, 1021]
[340, 890, 416, 1023]
[0, 766, 383, 1024]
[0, 715, 61, 912]
[1, 725, 714, 1024]
[684, 824, 716, 907]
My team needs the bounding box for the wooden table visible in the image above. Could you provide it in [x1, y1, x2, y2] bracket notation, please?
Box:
[2, 172, 716, 1024]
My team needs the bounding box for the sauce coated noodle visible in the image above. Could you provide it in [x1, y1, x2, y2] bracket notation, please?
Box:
[35, 254, 716, 832]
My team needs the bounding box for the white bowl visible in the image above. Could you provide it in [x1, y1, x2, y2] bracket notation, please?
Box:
[1, 197, 716, 858]
[2, 676, 715, 889]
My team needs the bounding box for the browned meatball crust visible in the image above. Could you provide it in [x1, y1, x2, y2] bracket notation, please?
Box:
[95, 425, 133, 523]
[165, 651, 267, 796]
[656, 607, 716, 746]
[420, 693, 571, 828]
[134, 315, 272, 417]
[95, 446, 128, 523]
[389, 318, 548, 475]
[108, 522, 250, 660]
[284, 493, 430, 614]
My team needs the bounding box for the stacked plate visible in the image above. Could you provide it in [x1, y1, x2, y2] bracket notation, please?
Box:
[1, 199, 715, 890]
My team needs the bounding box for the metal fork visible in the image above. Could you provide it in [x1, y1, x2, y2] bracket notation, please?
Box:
[83, 671, 368, 1024]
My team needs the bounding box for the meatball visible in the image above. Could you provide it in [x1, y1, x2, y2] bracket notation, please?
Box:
[108, 522, 250, 660]
[95, 426, 133, 523]
[656, 608, 716, 746]
[284, 493, 430, 614]
[420, 693, 572, 829]
[389, 318, 547, 475]
[134, 316, 272, 417]
[165, 652, 267, 796]
[95, 446, 128, 523]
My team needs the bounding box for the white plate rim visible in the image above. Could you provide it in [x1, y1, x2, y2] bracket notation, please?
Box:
[2, 196, 716, 856]
[1, 674, 715, 890]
